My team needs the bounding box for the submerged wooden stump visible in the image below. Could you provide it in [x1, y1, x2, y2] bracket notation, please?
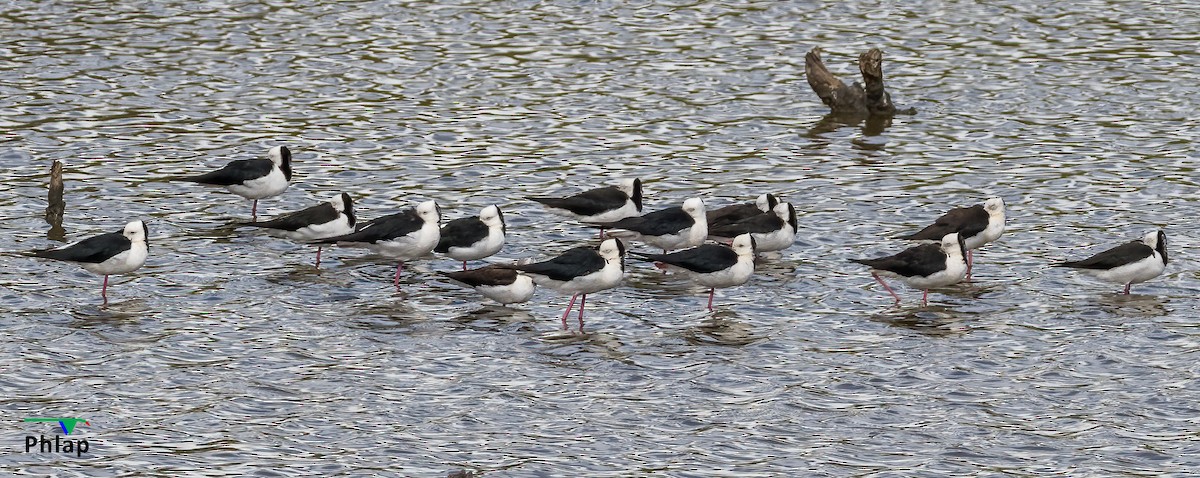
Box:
[805, 47, 915, 117]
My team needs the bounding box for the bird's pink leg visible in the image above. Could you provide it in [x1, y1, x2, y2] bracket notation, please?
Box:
[561, 293, 580, 329]
[315, 246, 323, 269]
[461, 261, 468, 271]
[707, 288, 716, 311]
[252, 200, 259, 220]
[577, 294, 587, 330]
[394, 262, 405, 288]
[101, 275, 109, 304]
[1123, 283, 1131, 294]
[871, 272, 902, 304]
[922, 289, 929, 307]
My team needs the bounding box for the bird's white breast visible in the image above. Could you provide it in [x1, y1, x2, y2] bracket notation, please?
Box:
[228, 167, 289, 200]
[1081, 253, 1166, 285]
[477, 275, 536, 304]
[82, 241, 148, 276]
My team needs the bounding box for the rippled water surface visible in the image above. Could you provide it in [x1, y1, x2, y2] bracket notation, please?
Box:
[3, 0, 1200, 476]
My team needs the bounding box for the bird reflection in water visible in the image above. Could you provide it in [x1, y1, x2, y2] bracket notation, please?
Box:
[683, 309, 762, 346]
[1095, 293, 1169, 318]
[448, 305, 538, 333]
[870, 305, 972, 337]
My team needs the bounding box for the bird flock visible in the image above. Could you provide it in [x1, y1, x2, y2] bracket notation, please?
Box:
[22, 144, 1170, 329]
[22, 48, 1172, 329]
[22, 148, 779, 329]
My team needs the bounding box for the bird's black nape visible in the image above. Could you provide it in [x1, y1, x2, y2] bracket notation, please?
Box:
[496, 205, 506, 235]
[630, 178, 644, 212]
[609, 237, 626, 257]
[1156, 230, 1168, 265]
[341, 192, 356, 227]
[278, 145, 293, 180]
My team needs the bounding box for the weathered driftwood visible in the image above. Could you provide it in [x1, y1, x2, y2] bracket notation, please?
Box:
[805, 47, 913, 117]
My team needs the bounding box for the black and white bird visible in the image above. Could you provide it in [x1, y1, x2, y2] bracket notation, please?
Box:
[435, 205, 506, 271]
[238, 192, 355, 268]
[851, 232, 967, 306]
[708, 202, 798, 253]
[506, 238, 626, 330]
[1053, 230, 1168, 294]
[439, 264, 536, 305]
[181, 145, 293, 219]
[898, 197, 1006, 280]
[633, 233, 757, 311]
[706, 193, 778, 229]
[315, 200, 441, 287]
[26, 220, 149, 303]
[529, 178, 643, 226]
[597, 197, 707, 253]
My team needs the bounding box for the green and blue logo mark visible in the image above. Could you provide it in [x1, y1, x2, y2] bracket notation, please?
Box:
[24, 417, 89, 435]
[23, 417, 91, 457]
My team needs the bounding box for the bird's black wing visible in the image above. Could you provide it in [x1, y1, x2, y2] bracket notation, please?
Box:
[184, 158, 274, 186]
[601, 206, 690, 236]
[315, 209, 420, 244]
[852, 243, 947, 278]
[440, 266, 519, 287]
[634, 244, 737, 274]
[529, 186, 627, 217]
[29, 232, 130, 264]
[899, 204, 987, 241]
[511, 246, 605, 282]
[436, 217, 489, 253]
[1055, 241, 1153, 270]
[709, 212, 783, 236]
[706, 203, 763, 229]
[243, 202, 339, 232]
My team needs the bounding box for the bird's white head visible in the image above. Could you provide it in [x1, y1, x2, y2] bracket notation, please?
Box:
[773, 201, 792, 218]
[984, 197, 1005, 216]
[1144, 230, 1168, 264]
[619, 178, 643, 211]
[480, 204, 505, 230]
[329, 192, 352, 213]
[124, 220, 148, 245]
[940, 232, 964, 258]
[755, 193, 779, 212]
[598, 237, 626, 262]
[268, 146, 291, 167]
[732, 233, 756, 257]
[773, 202, 798, 231]
[617, 178, 641, 196]
[1141, 230, 1162, 247]
[682, 197, 706, 218]
[417, 200, 441, 224]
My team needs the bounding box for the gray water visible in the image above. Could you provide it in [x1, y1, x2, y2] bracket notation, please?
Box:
[3, 0, 1200, 476]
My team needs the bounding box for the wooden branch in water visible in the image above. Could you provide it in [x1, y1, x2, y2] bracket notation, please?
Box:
[46, 160, 66, 241]
[805, 47, 913, 117]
